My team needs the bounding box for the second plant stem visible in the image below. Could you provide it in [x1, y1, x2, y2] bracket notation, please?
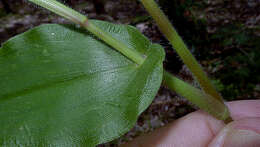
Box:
[140, 0, 223, 102]
[28, 0, 231, 122]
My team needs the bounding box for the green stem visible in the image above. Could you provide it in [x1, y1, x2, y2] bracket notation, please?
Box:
[28, 0, 231, 121]
[163, 71, 231, 122]
[28, 0, 145, 65]
[86, 23, 145, 64]
[140, 0, 223, 102]
[29, 0, 86, 24]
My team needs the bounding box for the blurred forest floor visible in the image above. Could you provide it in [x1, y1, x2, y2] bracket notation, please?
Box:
[0, 0, 259, 146]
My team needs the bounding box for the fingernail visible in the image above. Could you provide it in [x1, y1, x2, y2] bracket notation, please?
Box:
[223, 129, 260, 147]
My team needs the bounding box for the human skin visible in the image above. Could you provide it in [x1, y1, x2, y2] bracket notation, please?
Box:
[121, 100, 260, 147]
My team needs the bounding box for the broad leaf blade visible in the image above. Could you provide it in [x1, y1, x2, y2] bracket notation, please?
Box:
[0, 21, 165, 146]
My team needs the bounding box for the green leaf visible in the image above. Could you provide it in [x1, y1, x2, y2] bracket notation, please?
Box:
[0, 20, 165, 146]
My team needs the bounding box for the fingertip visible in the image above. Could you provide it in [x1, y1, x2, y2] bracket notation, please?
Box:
[209, 117, 260, 147]
[226, 100, 260, 120]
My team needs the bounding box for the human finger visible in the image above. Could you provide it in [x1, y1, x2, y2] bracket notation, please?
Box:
[209, 117, 260, 147]
[121, 100, 260, 147]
